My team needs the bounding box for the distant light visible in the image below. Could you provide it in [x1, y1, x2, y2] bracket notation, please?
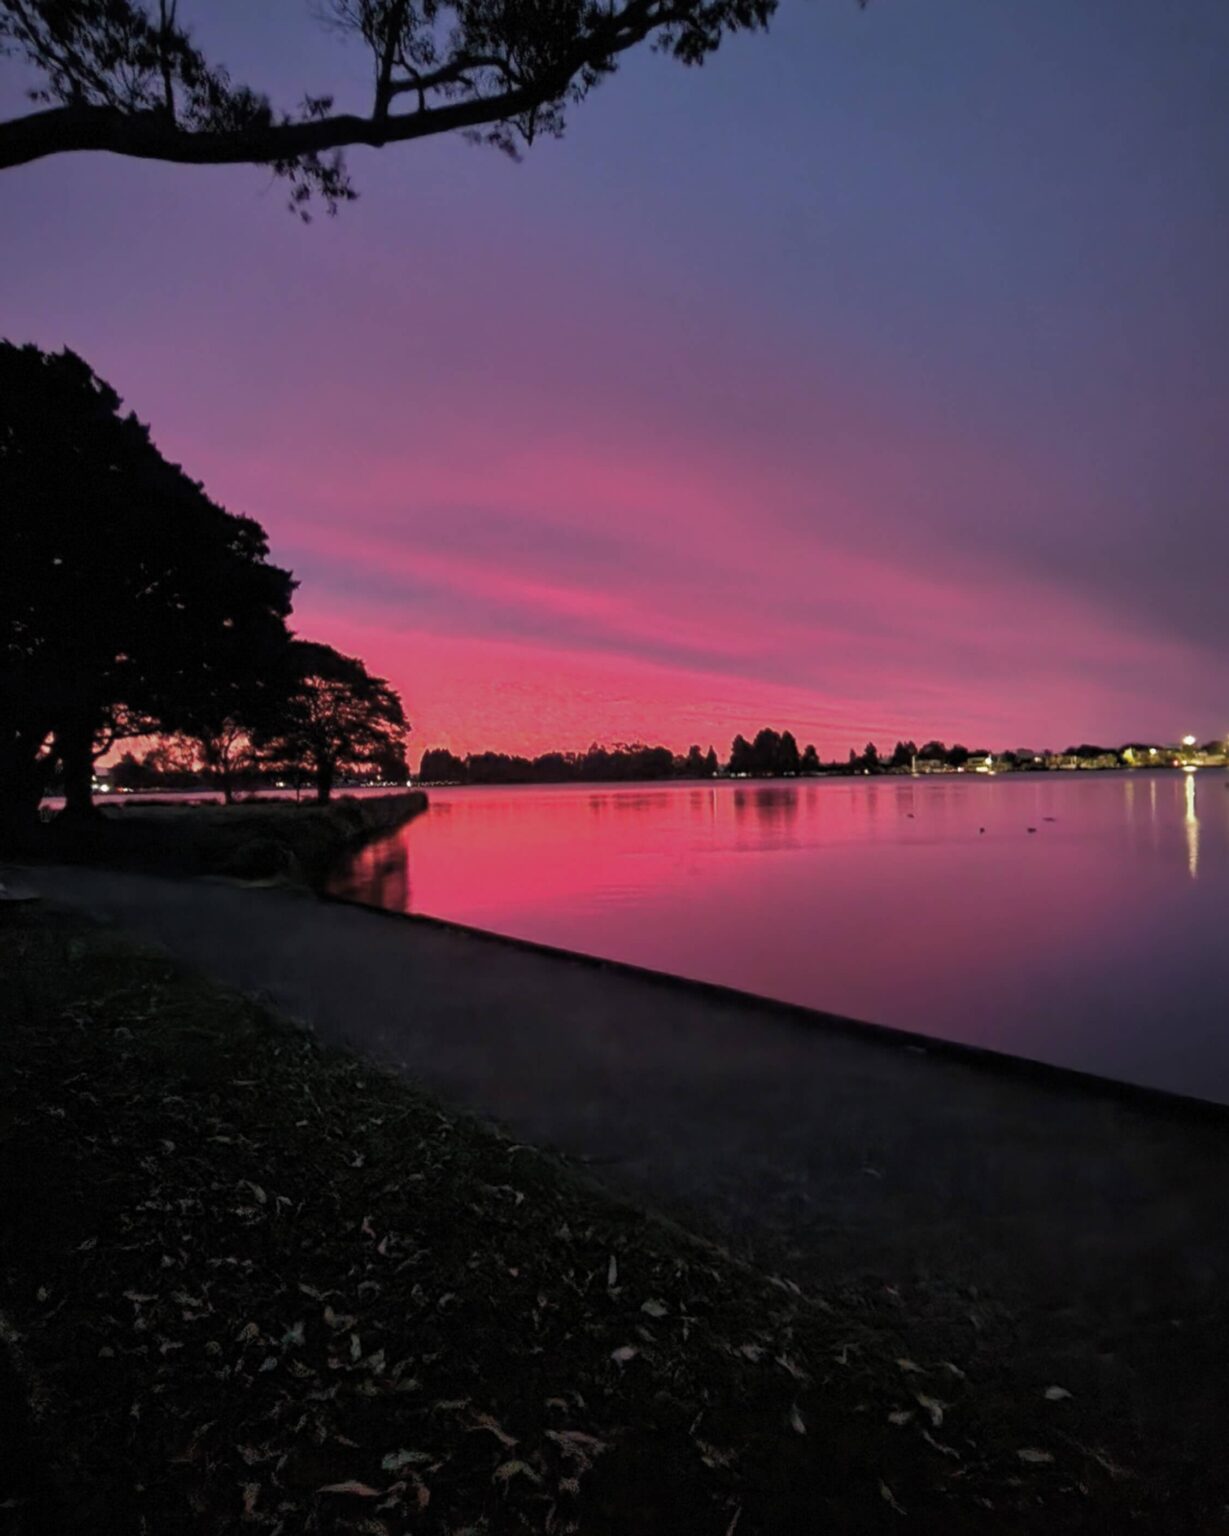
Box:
[1182, 734, 1197, 747]
[1182, 764, 1198, 774]
[1150, 747, 1158, 756]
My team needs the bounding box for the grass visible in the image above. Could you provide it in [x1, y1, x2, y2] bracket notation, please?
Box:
[5, 793, 426, 886]
[0, 906, 1179, 1534]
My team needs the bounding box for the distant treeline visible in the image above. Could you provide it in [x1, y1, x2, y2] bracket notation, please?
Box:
[419, 743, 712, 785]
[421, 731, 889, 784]
[418, 731, 1223, 785]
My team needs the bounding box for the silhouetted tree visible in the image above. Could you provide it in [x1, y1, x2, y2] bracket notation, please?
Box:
[0, 0, 779, 212]
[0, 342, 294, 827]
[918, 740, 947, 761]
[750, 728, 781, 775]
[192, 718, 254, 804]
[947, 743, 970, 768]
[728, 734, 754, 775]
[256, 641, 407, 803]
[683, 743, 708, 777]
[108, 751, 150, 793]
[800, 743, 820, 774]
[170, 612, 294, 802]
[704, 746, 719, 776]
[1065, 744, 1119, 762]
[418, 748, 468, 783]
[889, 739, 917, 769]
[775, 730, 801, 775]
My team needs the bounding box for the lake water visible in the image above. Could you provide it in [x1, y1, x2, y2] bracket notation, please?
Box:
[330, 772, 1229, 1103]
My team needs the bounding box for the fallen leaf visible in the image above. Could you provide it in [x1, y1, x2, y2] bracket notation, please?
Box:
[493, 1460, 542, 1485]
[641, 1299, 668, 1318]
[471, 1413, 517, 1448]
[880, 1481, 906, 1516]
[922, 1429, 961, 1460]
[607, 1255, 618, 1289]
[317, 1480, 382, 1496]
[1044, 1385, 1073, 1402]
[896, 1358, 923, 1374]
[888, 1410, 914, 1427]
[788, 1405, 806, 1436]
[1017, 1447, 1054, 1465]
[914, 1391, 946, 1428]
[611, 1345, 638, 1364]
[381, 1450, 432, 1473]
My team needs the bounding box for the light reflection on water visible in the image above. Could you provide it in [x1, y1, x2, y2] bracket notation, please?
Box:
[331, 772, 1229, 1102]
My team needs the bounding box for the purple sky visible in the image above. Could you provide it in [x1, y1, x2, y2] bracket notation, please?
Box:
[3, 0, 1226, 756]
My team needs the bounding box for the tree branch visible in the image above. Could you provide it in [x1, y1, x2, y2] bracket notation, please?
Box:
[0, 0, 775, 184]
[0, 82, 554, 170]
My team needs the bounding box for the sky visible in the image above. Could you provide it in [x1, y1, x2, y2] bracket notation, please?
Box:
[3, 0, 1227, 760]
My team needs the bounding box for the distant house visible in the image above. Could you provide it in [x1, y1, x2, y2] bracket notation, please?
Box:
[1121, 743, 1169, 767]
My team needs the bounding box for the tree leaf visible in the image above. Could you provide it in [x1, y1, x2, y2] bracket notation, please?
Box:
[493, 1460, 542, 1485]
[381, 1450, 432, 1473]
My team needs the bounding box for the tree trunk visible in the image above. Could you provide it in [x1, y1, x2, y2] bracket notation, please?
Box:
[0, 742, 45, 845]
[315, 758, 334, 804]
[55, 721, 99, 820]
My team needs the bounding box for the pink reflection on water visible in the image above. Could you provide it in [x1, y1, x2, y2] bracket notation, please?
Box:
[332, 773, 1229, 1100]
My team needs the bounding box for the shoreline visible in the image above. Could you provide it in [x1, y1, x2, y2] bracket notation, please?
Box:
[325, 889, 1229, 1123]
[5, 790, 428, 887]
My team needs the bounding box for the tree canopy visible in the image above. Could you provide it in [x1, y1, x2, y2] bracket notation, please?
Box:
[256, 640, 408, 803]
[0, 0, 781, 212]
[0, 341, 295, 824]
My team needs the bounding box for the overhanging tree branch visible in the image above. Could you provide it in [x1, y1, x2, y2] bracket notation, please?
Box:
[0, 0, 782, 208]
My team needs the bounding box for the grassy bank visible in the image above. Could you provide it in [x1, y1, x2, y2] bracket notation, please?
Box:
[3, 792, 426, 886]
[0, 905, 1173, 1535]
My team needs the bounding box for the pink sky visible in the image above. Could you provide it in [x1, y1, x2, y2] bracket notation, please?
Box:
[3, 1, 1226, 760]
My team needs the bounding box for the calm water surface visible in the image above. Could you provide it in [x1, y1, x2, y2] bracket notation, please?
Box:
[331, 773, 1229, 1102]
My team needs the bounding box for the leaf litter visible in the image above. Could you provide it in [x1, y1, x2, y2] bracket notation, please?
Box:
[0, 909, 1168, 1533]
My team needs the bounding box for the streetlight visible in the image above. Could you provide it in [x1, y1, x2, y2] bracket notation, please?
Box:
[1182, 734, 1197, 748]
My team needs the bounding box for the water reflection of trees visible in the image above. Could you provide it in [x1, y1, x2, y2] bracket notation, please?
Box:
[586, 792, 668, 816]
[335, 835, 411, 913]
[732, 786, 800, 848]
